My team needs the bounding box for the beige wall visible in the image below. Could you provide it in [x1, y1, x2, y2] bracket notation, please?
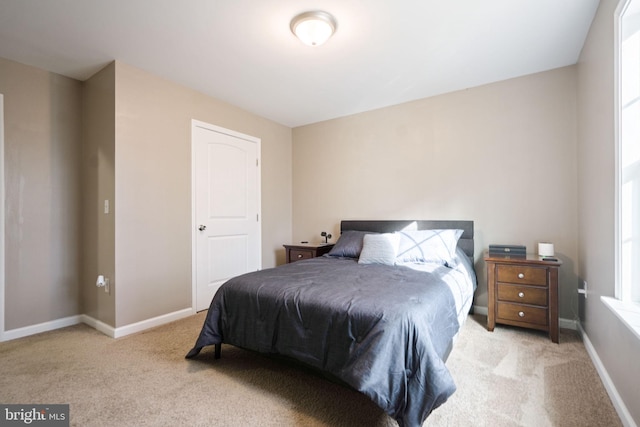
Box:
[82, 63, 116, 326]
[112, 62, 292, 327]
[2, 57, 292, 332]
[293, 66, 579, 319]
[577, 0, 640, 423]
[0, 57, 83, 330]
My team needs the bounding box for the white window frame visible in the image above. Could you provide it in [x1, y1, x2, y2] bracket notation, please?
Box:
[604, 0, 640, 341]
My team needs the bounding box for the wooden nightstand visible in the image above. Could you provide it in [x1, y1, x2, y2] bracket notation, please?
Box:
[283, 243, 334, 263]
[485, 253, 562, 343]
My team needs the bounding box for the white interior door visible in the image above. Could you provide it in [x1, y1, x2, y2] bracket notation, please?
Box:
[192, 120, 261, 312]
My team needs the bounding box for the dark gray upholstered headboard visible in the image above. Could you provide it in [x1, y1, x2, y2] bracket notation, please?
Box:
[340, 220, 474, 259]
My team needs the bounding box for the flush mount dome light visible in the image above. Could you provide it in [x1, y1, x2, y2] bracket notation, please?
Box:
[290, 11, 337, 46]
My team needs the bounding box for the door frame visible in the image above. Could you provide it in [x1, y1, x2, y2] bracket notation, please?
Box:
[190, 119, 261, 312]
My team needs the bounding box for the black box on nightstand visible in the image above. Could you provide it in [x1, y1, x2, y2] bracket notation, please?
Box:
[488, 244, 526, 257]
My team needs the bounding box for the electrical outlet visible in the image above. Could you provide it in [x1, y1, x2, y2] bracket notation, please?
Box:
[578, 280, 587, 298]
[584, 280, 587, 298]
[104, 278, 110, 294]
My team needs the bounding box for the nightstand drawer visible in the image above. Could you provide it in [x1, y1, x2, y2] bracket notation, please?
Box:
[496, 264, 547, 286]
[289, 249, 314, 262]
[284, 243, 334, 264]
[497, 283, 547, 306]
[497, 302, 548, 326]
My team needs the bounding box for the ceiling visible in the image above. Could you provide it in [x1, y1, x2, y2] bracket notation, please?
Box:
[0, 0, 600, 128]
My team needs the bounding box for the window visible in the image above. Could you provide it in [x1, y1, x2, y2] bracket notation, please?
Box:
[619, 0, 640, 303]
[605, 0, 640, 340]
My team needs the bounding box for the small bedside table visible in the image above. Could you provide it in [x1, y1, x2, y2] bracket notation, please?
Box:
[485, 253, 562, 343]
[283, 243, 334, 263]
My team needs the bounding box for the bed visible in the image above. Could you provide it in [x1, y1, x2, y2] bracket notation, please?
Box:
[186, 220, 476, 427]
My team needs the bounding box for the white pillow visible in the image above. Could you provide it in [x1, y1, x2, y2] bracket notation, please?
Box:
[395, 229, 463, 265]
[358, 233, 400, 265]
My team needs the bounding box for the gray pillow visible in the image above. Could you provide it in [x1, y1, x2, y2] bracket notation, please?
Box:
[327, 230, 377, 258]
[358, 233, 400, 265]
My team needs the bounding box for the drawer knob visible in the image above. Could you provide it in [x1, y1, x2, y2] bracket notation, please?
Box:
[518, 273, 525, 279]
[297, 254, 303, 258]
[518, 311, 525, 318]
[518, 292, 525, 298]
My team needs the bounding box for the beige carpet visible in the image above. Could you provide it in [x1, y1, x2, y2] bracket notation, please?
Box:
[0, 313, 622, 426]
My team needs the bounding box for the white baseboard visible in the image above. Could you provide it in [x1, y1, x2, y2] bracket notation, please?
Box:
[82, 308, 195, 338]
[559, 317, 578, 330]
[1, 314, 83, 342]
[472, 305, 488, 316]
[110, 308, 195, 338]
[579, 324, 638, 427]
[1, 308, 196, 342]
[80, 315, 116, 338]
[471, 305, 577, 331]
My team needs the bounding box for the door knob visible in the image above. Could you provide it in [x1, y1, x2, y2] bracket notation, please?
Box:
[198, 225, 207, 231]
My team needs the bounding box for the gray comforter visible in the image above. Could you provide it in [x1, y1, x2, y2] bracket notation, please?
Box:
[186, 256, 461, 427]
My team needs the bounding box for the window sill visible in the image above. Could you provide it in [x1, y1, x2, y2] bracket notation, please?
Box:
[601, 296, 640, 341]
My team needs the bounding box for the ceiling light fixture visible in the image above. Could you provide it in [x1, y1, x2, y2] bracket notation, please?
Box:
[290, 11, 337, 47]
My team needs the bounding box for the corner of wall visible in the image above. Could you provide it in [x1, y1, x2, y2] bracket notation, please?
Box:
[81, 62, 116, 327]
